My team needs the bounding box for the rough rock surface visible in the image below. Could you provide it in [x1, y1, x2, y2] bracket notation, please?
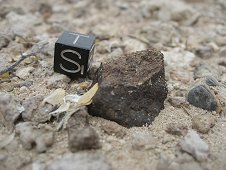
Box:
[67, 107, 100, 152]
[22, 95, 52, 123]
[15, 122, 54, 153]
[195, 46, 213, 59]
[0, 92, 24, 129]
[15, 66, 35, 79]
[68, 126, 100, 152]
[89, 49, 168, 127]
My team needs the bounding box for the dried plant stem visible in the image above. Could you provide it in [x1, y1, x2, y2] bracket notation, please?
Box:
[56, 107, 81, 131]
[0, 42, 48, 75]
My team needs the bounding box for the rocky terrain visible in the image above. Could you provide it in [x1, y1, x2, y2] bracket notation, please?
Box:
[0, 0, 226, 170]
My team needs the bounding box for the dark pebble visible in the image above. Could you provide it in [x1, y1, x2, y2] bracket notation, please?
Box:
[205, 76, 220, 86]
[187, 85, 217, 111]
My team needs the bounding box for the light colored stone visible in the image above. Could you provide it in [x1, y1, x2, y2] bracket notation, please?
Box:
[16, 66, 35, 79]
[22, 95, 52, 123]
[110, 48, 123, 59]
[19, 86, 29, 93]
[216, 36, 226, 46]
[163, 48, 195, 68]
[47, 74, 70, 89]
[180, 130, 209, 161]
[123, 37, 146, 53]
[32, 162, 45, 170]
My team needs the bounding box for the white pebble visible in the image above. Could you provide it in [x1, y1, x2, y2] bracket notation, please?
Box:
[19, 86, 29, 93]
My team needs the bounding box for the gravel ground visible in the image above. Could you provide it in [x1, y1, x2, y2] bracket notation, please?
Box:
[0, 0, 226, 170]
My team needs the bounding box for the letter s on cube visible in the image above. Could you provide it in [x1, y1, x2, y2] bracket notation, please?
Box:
[54, 31, 95, 79]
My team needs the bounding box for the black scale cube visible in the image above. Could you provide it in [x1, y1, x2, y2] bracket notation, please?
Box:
[54, 31, 95, 79]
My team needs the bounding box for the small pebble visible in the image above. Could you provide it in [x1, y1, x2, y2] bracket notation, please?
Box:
[15, 122, 54, 153]
[192, 114, 216, 134]
[67, 107, 89, 129]
[187, 85, 217, 111]
[168, 96, 188, 108]
[6, 12, 41, 38]
[19, 86, 29, 93]
[219, 47, 226, 57]
[0, 35, 10, 50]
[22, 95, 52, 123]
[46, 153, 112, 170]
[16, 66, 35, 79]
[165, 123, 188, 136]
[0, 92, 24, 129]
[47, 73, 70, 89]
[68, 127, 100, 152]
[101, 120, 126, 138]
[123, 37, 146, 53]
[110, 48, 123, 59]
[216, 36, 226, 46]
[205, 76, 220, 86]
[195, 46, 213, 59]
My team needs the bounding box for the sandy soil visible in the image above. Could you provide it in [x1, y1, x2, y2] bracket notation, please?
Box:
[0, 0, 226, 170]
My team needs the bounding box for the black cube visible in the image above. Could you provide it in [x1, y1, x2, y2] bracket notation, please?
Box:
[54, 31, 95, 79]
